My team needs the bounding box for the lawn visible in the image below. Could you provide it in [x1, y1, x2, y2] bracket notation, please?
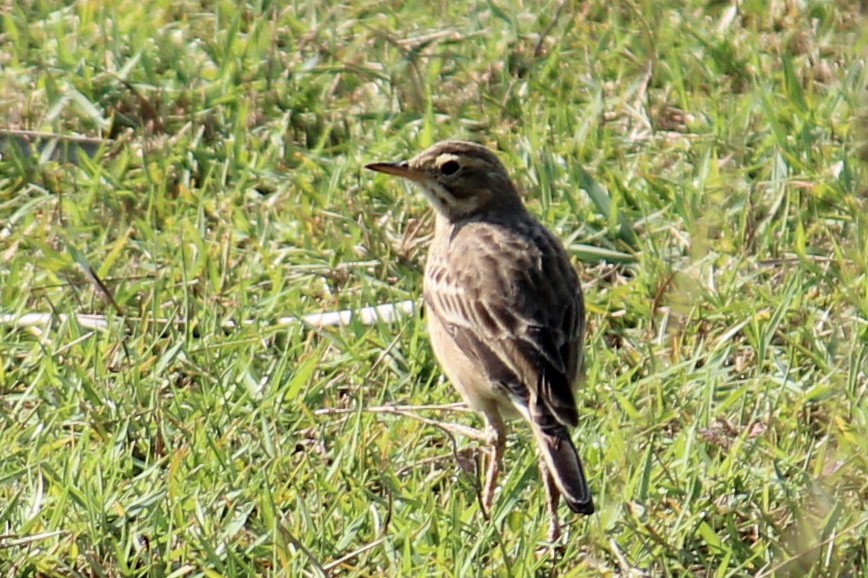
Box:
[1, 1, 866, 576]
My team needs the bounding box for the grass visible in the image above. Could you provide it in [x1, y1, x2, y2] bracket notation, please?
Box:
[1, 0, 866, 575]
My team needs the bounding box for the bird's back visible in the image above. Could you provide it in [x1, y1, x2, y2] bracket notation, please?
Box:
[424, 210, 584, 428]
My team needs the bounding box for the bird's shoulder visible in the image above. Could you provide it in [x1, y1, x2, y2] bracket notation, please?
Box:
[423, 211, 582, 345]
[427, 213, 578, 302]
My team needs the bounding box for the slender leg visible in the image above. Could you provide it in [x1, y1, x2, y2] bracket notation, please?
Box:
[481, 409, 506, 513]
[540, 459, 562, 541]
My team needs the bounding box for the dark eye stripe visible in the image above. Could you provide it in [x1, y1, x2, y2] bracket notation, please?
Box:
[444, 183, 477, 199]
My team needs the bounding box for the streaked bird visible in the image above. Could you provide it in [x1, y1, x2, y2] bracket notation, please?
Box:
[366, 140, 594, 540]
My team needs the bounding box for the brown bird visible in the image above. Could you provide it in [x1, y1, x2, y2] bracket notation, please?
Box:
[366, 140, 594, 540]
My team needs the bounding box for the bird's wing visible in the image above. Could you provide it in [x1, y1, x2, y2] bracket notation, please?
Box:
[424, 220, 584, 428]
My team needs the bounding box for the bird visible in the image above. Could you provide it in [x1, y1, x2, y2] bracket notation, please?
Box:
[365, 140, 594, 541]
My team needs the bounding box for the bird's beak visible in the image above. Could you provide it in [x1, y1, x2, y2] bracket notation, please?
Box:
[364, 161, 426, 182]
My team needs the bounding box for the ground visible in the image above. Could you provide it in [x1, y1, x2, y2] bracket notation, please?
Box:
[0, 1, 866, 576]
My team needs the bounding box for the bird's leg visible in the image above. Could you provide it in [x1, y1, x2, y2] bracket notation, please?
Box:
[541, 460, 562, 542]
[482, 410, 506, 513]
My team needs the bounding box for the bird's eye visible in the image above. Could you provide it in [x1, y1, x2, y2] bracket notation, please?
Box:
[440, 160, 461, 176]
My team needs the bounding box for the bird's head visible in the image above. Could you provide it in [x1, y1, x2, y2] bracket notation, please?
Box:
[366, 140, 523, 221]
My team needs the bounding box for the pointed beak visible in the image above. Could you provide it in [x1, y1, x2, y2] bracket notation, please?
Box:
[364, 161, 426, 182]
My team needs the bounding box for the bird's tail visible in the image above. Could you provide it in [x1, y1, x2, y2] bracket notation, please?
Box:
[532, 424, 594, 515]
